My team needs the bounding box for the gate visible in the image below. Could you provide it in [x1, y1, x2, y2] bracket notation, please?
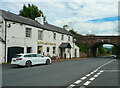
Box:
[7, 47, 24, 62]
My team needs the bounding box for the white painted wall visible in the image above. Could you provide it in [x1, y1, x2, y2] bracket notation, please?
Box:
[0, 15, 5, 63]
[1, 19, 79, 63]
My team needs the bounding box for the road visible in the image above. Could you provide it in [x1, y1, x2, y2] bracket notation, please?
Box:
[2, 57, 120, 88]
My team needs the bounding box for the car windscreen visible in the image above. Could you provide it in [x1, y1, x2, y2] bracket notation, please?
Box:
[14, 55, 22, 58]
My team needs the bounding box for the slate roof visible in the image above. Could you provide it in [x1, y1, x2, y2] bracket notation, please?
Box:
[59, 43, 72, 48]
[0, 9, 74, 36]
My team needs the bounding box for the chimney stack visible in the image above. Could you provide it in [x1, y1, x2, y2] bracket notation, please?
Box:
[63, 25, 69, 31]
[35, 13, 44, 25]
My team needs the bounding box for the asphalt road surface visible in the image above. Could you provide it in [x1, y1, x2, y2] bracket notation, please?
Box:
[2, 57, 120, 88]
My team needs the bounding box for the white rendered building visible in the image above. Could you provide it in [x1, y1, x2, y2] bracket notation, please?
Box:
[0, 9, 79, 63]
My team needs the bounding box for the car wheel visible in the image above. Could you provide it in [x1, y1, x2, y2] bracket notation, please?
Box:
[25, 61, 32, 67]
[46, 59, 50, 65]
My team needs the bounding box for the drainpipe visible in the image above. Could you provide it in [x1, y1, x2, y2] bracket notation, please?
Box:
[5, 20, 7, 63]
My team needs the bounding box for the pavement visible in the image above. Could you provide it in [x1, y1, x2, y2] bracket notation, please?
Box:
[1, 57, 120, 88]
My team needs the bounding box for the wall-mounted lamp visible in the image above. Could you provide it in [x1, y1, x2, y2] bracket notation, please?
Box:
[7, 24, 11, 28]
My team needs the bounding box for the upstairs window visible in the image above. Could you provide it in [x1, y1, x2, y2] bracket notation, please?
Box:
[26, 28, 31, 37]
[61, 35, 64, 40]
[68, 36, 70, 41]
[38, 30, 43, 40]
[53, 33, 56, 39]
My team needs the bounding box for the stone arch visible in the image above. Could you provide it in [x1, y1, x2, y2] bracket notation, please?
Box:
[89, 42, 117, 57]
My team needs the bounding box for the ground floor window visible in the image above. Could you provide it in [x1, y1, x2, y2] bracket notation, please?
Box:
[53, 47, 56, 54]
[38, 46, 42, 54]
[47, 47, 49, 52]
[27, 47, 32, 53]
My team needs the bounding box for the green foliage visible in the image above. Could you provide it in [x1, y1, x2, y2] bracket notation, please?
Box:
[110, 46, 116, 55]
[19, 4, 46, 21]
[85, 34, 96, 36]
[98, 45, 107, 55]
[69, 29, 87, 53]
[75, 42, 88, 53]
[69, 29, 82, 36]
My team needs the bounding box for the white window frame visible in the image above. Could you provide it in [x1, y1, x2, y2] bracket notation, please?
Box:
[68, 36, 70, 41]
[61, 34, 64, 40]
[38, 30, 43, 40]
[26, 28, 31, 38]
[53, 32, 56, 40]
[53, 47, 56, 54]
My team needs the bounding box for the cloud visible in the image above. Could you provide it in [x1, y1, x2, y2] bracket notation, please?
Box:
[0, 0, 119, 35]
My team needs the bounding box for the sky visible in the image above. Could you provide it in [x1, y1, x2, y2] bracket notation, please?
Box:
[0, 0, 119, 36]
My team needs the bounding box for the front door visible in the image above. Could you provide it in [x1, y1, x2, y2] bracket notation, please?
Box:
[60, 48, 63, 57]
[75, 49, 77, 57]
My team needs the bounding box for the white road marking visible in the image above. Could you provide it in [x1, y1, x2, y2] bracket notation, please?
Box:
[83, 81, 91, 86]
[94, 74, 99, 77]
[93, 70, 97, 73]
[74, 80, 81, 84]
[97, 59, 116, 70]
[69, 84, 75, 87]
[97, 72, 101, 75]
[100, 70, 120, 72]
[100, 70, 104, 73]
[81, 76, 87, 80]
[86, 74, 91, 77]
[67, 59, 116, 88]
[89, 77, 95, 81]
[90, 72, 94, 74]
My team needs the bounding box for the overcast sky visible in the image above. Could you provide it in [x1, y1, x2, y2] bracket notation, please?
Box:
[0, 0, 119, 36]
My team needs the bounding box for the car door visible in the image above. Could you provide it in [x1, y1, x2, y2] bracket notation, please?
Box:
[31, 54, 39, 64]
[36, 54, 45, 64]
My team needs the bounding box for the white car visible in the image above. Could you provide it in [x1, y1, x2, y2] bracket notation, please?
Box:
[111, 54, 116, 58]
[11, 53, 51, 67]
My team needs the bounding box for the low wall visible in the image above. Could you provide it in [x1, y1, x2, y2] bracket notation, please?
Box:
[79, 52, 87, 58]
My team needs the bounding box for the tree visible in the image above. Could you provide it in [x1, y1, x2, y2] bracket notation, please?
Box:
[98, 45, 107, 55]
[69, 29, 82, 36]
[75, 42, 88, 53]
[69, 29, 88, 52]
[85, 34, 96, 36]
[110, 46, 116, 55]
[19, 4, 46, 21]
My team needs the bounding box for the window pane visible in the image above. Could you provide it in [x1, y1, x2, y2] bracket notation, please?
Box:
[68, 36, 70, 41]
[53, 47, 56, 54]
[47, 47, 49, 52]
[61, 35, 64, 40]
[24, 55, 31, 57]
[31, 54, 37, 57]
[38, 30, 43, 40]
[36, 54, 43, 57]
[26, 28, 31, 37]
[54, 33, 56, 39]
